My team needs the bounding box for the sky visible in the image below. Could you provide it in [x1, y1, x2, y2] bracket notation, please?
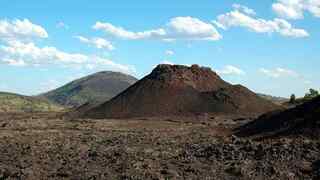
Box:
[0, 0, 319, 97]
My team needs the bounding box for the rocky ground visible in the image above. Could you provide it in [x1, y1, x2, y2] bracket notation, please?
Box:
[0, 113, 319, 180]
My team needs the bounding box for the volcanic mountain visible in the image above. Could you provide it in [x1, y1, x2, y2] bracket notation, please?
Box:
[41, 71, 137, 107]
[79, 64, 279, 119]
[235, 96, 320, 138]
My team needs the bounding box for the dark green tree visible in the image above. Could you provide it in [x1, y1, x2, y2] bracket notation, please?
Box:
[289, 94, 296, 103]
[304, 88, 319, 100]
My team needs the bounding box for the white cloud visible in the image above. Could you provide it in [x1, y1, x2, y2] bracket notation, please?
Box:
[272, 0, 320, 19]
[166, 17, 222, 41]
[93, 22, 166, 40]
[272, 2, 304, 19]
[232, 4, 256, 15]
[85, 64, 95, 70]
[153, 61, 193, 69]
[160, 60, 174, 65]
[2, 58, 26, 66]
[0, 19, 48, 41]
[152, 60, 175, 68]
[93, 16, 222, 41]
[165, 50, 174, 56]
[89, 56, 136, 74]
[259, 67, 314, 88]
[75, 36, 115, 51]
[162, 38, 176, 43]
[259, 67, 300, 78]
[56, 21, 69, 29]
[0, 18, 135, 75]
[0, 40, 87, 65]
[0, 40, 135, 74]
[216, 65, 246, 75]
[213, 5, 309, 38]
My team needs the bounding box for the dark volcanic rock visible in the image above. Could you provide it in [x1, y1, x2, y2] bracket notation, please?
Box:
[235, 96, 320, 138]
[0, 112, 319, 179]
[79, 64, 279, 119]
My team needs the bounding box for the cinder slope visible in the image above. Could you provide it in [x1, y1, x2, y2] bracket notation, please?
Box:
[235, 96, 320, 138]
[81, 64, 279, 119]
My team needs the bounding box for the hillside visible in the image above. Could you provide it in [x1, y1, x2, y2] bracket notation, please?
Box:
[79, 64, 280, 119]
[235, 96, 320, 138]
[257, 93, 288, 105]
[41, 71, 138, 107]
[0, 92, 64, 113]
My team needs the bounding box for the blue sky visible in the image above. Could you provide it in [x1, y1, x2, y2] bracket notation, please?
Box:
[0, 0, 319, 97]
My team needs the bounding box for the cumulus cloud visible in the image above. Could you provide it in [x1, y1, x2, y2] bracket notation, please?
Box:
[93, 22, 166, 40]
[1, 40, 87, 64]
[272, 0, 320, 19]
[259, 67, 300, 78]
[232, 4, 256, 15]
[216, 65, 246, 75]
[213, 4, 309, 38]
[259, 67, 314, 85]
[0, 40, 135, 74]
[0, 18, 135, 75]
[259, 67, 314, 87]
[2, 58, 26, 66]
[93, 17, 222, 41]
[0, 19, 48, 41]
[75, 36, 115, 51]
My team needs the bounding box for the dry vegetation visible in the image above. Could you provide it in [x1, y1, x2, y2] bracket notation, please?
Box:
[0, 92, 64, 113]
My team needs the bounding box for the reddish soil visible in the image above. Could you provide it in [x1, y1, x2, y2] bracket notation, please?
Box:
[80, 64, 280, 119]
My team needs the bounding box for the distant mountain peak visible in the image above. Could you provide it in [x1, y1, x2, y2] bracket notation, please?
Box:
[41, 71, 138, 107]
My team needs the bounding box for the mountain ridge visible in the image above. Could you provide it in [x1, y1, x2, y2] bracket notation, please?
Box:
[41, 71, 138, 107]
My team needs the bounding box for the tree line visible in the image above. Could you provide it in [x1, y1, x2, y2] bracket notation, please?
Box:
[290, 88, 319, 104]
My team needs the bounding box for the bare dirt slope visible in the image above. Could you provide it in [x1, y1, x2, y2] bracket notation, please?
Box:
[81, 64, 279, 119]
